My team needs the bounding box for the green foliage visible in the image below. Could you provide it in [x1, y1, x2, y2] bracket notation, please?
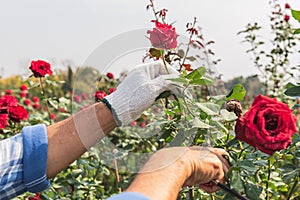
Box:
[226, 84, 246, 101]
[291, 10, 300, 22]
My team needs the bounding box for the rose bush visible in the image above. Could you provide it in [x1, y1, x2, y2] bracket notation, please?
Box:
[235, 95, 298, 155]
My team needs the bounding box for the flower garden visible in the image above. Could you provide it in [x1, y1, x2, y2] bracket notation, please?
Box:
[2, 0, 300, 199]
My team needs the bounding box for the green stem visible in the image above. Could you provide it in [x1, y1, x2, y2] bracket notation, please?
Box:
[286, 173, 299, 200]
[161, 50, 170, 74]
[39, 77, 52, 125]
[265, 159, 271, 200]
[188, 187, 194, 200]
[237, 144, 251, 159]
[182, 84, 195, 117]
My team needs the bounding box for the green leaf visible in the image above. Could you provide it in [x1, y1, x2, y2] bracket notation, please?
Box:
[294, 28, 300, 34]
[168, 77, 189, 85]
[189, 76, 214, 85]
[239, 160, 257, 173]
[177, 49, 185, 58]
[226, 84, 246, 101]
[291, 9, 300, 22]
[230, 171, 244, 193]
[192, 118, 211, 129]
[48, 99, 59, 109]
[292, 104, 300, 110]
[283, 169, 298, 182]
[220, 109, 238, 121]
[185, 56, 196, 61]
[285, 82, 297, 89]
[284, 86, 300, 97]
[225, 138, 239, 148]
[149, 48, 162, 58]
[211, 120, 228, 133]
[186, 67, 206, 80]
[196, 102, 220, 116]
[245, 182, 264, 199]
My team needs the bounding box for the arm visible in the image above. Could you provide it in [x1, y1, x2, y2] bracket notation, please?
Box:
[109, 147, 230, 200]
[46, 61, 178, 178]
[46, 102, 116, 178]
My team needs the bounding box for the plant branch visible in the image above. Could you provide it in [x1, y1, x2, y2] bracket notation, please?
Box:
[39, 77, 52, 125]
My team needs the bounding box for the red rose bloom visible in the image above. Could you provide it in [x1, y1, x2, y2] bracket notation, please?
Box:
[0, 114, 8, 129]
[106, 72, 114, 79]
[94, 91, 107, 101]
[23, 99, 31, 106]
[32, 96, 39, 103]
[108, 88, 116, 94]
[33, 103, 40, 110]
[20, 84, 28, 91]
[5, 90, 12, 95]
[131, 120, 137, 126]
[284, 15, 290, 21]
[8, 105, 28, 123]
[20, 91, 27, 98]
[235, 95, 297, 155]
[74, 95, 81, 103]
[50, 113, 56, 120]
[147, 21, 178, 49]
[0, 95, 18, 108]
[58, 107, 66, 113]
[29, 60, 52, 77]
[285, 3, 291, 9]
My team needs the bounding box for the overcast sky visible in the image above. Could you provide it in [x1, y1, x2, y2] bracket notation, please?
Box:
[1, 0, 300, 80]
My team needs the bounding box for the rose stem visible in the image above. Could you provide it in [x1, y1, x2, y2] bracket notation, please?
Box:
[265, 158, 271, 200]
[149, 0, 159, 21]
[39, 77, 52, 125]
[179, 17, 197, 72]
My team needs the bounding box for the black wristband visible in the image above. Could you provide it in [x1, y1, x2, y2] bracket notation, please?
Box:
[100, 98, 112, 111]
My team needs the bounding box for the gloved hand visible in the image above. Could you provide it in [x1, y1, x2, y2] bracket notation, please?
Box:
[104, 61, 179, 126]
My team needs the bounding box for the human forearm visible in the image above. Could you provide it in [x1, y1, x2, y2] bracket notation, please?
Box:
[125, 147, 230, 200]
[46, 102, 116, 178]
[126, 148, 188, 200]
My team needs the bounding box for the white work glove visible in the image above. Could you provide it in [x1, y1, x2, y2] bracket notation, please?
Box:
[104, 61, 179, 126]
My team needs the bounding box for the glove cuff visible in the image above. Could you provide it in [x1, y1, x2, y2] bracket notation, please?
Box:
[104, 92, 134, 127]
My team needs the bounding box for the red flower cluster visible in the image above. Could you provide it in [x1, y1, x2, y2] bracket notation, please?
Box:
[29, 60, 52, 78]
[0, 95, 28, 128]
[235, 95, 297, 155]
[147, 21, 178, 49]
